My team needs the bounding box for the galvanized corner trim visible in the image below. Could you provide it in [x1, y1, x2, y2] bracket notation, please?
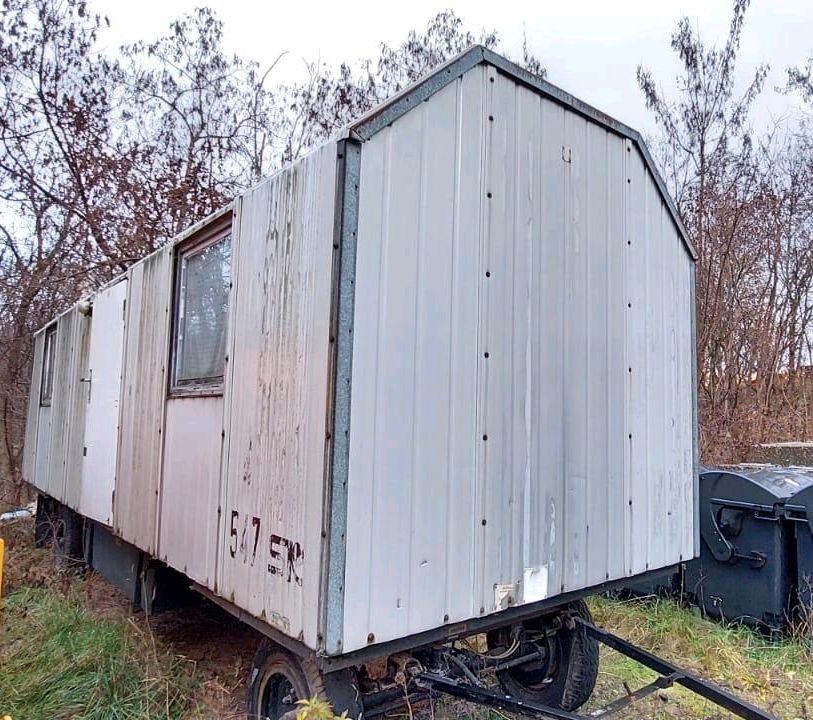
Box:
[351, 46, 486, 141]
[690, 264, 700, 558]
[324, 139, 362, 656]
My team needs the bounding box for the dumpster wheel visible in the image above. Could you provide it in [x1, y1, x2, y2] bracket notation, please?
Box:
[487, 600, 598, 711]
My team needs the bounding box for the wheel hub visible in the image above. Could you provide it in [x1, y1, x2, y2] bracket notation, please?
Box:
[261, 673, 299, 720]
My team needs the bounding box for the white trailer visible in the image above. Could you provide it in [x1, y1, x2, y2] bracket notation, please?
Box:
[23, 46, 705, 717]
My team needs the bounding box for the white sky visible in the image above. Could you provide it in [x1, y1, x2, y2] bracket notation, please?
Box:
[91, 0, 811, 139]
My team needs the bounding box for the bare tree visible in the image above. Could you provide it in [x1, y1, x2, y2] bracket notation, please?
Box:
[0, 3, 546, 501]
[639, 0, 813, 461]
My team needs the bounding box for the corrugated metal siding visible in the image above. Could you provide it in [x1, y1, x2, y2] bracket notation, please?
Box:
[57, 307, 90, 509]
[159, 396, 223, 588]
[48, 311, 77, 501]
[217, 144, 337, 650]
[341, 67, 695, 653]
[23, 331, 45, 489]
[114, 246, 173, 552]
[26, 309, 90, 504]
[80, 280, 128, 526]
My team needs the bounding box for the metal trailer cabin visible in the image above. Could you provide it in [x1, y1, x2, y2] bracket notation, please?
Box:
[22, 46, 699, 716]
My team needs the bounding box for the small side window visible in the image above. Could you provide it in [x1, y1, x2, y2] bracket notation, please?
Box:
[40, 324, 57, 406]
[171, 230, 232, 393]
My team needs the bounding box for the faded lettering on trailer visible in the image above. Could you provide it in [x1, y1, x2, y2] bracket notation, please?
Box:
[228, 509, 303, 585]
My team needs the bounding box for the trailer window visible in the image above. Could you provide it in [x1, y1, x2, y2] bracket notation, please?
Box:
[40, 324, 57, 406]
[172, 233, 232, 391]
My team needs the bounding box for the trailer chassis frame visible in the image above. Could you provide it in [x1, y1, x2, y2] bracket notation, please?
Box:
[413, 618, 775, 720]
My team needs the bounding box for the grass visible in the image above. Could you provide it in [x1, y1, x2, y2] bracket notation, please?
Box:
[0, 585, 196, 720]
[0, 516, 202, 720]
[588, 594, 813, 719]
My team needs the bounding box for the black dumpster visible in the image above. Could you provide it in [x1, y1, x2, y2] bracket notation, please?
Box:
[685, 465, 813, 631]
[784, 482, 813, 612]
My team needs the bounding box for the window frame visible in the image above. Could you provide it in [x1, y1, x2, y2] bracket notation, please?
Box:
[169, 215, 233, 397]
[40, 323, 57, 407]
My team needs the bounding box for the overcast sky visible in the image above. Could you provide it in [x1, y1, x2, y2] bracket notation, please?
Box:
[91, 0, 811, 139]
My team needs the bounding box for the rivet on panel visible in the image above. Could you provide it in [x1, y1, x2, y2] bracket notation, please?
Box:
[628, 433, 633, 439]
[482, 518, 487, 526]
[489, 115, 494, 122]
[487, 192, 493, 198]
[627, 178, 631, 184]
[444, 614, 449, 623]
[480, 606, 485, 614]
[367, 633, 375, 644]
[484, 352, 490, 358]
[483, 434, 488, 441]
[486, 271, 491, 278]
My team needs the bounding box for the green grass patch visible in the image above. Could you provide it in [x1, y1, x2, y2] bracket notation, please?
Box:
[588, 595, 813, 718]
[0, 586, 195, 720]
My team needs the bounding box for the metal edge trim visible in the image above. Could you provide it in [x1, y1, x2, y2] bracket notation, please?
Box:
[690, 263, 700, 558]
[193, 582, 314, 659]
[351, 46, 485, 141]
[323, 139, 362, 656]
[317, 563, 682, 671]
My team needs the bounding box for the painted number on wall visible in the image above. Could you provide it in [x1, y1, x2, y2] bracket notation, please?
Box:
[228, 510, 303, 585]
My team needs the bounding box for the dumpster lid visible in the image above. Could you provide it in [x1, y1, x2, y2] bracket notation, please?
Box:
[701, 464, 813, 507]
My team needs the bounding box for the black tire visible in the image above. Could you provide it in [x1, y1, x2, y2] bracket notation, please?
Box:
[247, 640, 361, 720]
[489, 600, 599, 711]
[34, 494, 57, 548]
[53, 504, 84, 569]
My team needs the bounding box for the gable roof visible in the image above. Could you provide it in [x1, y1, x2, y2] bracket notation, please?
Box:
[345, 45, 695, 260]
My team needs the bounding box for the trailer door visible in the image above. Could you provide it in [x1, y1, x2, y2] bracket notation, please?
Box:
[80, 279, 128, 526]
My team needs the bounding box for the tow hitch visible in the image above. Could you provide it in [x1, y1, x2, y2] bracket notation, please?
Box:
[413, 618, 775, 720]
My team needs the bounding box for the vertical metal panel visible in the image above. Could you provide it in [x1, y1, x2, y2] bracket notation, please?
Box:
[45, 310, 74, 500]
[34, 405, 51, 495]
[30, 308, 90, 505]
[218, 143, 337, 650]
[342, 67, 695, 653]
[22, 331, 45, 488]
[324, 140, 361, 655]
[81, 280, 128, 526]
[159, 396, 223, 588]
[114, 249, 173, 550]
[59, 307, 91, 510]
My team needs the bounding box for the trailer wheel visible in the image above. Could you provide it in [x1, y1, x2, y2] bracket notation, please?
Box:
[488, 600, 598, 711]
[34, 494, 57, 547]
[53, 504, 84, 569]
[247, 641, 361, 720]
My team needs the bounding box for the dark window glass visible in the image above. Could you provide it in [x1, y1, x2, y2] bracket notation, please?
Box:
[40, 325, 57, 405]
[173, 235, 231, 388]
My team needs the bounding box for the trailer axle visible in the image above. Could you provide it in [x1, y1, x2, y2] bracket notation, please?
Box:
[413, 619, 776, 720]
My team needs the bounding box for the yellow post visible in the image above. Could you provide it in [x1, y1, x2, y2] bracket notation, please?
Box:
[0, 537, 4, 608]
